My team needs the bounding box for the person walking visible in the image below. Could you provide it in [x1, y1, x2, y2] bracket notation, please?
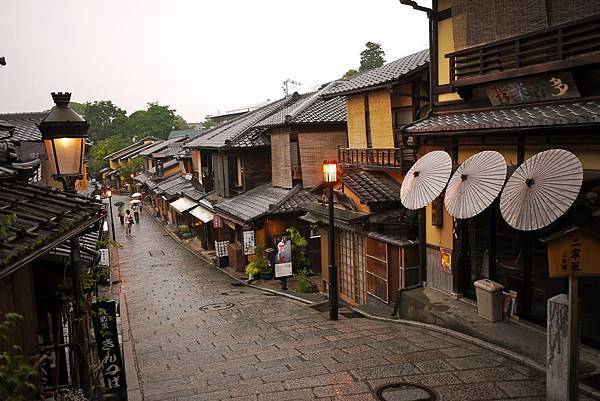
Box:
[132, 203, 140, 224]
[125, 209, 134, 237]
[118, 204, 125, 225]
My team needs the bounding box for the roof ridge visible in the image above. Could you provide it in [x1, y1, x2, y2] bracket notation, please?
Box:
[285, 82, 340, 123]
[271, 184, 302, 210]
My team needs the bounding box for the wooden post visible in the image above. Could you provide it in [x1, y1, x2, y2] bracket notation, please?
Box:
[568, 276, 579, 401]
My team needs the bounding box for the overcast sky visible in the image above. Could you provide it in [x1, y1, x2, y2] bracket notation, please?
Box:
[0, 0, 429, 123]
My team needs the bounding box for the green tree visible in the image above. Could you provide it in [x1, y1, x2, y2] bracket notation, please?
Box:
[128, 103, 187, 139]
[120, 157, 144, 177]
[341, 68, 358, 79]
[359, 41, 385, 72]
[82, 101, 130, 141]
[88, 134, 131, 175]
[200, 116, 217, 130]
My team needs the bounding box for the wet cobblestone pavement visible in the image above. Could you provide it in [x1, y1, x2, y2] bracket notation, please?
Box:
[117, 197, 558, 401]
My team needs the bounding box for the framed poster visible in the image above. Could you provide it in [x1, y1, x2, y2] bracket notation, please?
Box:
[440, 247, 452, 273]
[215, 240, 229, 257]
[243, 230, 256, 255]
[274, 235, 293, 278]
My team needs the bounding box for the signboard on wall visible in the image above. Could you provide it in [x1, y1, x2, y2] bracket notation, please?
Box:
[91, 301, 126, 396]
[215, 240, 229, 257]
[274, 235, 293, 278]
[242, 231, 256, 255]
[485, 71, 580, 106]
[99, 248, 110, 267]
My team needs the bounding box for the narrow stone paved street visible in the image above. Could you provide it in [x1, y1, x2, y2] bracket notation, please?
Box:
[116, 196, 552, 401]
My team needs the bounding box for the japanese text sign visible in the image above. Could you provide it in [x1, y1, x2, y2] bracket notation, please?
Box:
[91, 301, 127, 395]
[545, 227, 600, 278]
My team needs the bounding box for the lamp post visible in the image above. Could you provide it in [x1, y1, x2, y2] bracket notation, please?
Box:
[106, 189, 116, 241]
[38, 92, 88, 192]
[323, 160, 338, 320]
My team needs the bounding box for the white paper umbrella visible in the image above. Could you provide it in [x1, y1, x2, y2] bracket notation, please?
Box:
[500, 149, 583, 231]
[401, 150, 452, 210]
[130, 199, 142, 204]
[445, 151, 507, 219]
[131, 192, 142, 198]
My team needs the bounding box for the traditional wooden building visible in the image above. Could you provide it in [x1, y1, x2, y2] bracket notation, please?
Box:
[307, 51, 429, 307]
[402, 0, 600, 346]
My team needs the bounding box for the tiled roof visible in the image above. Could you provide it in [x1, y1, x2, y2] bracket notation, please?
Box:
[343, 170, 402, 205]
[269, 185, 319, 215]
[151, 175, 194, 198]
[185, 97, 296, 149]
[0, 181, 104, 278]
[404, 100, 600, 135]
[168, 129, 204, 139]
[103, 136, 160, 160]
[215, 183, 291, 222]
[118, 141, 158, 161]
[0, 112, 48, 142]
[182, 187, 206, 202]
[257, 83, 347, 127]
[138, 138, 169, 157]
[322, 49, 429, 98]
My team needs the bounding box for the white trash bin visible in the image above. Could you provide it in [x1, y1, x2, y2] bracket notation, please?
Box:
[473, 279, 504, 322]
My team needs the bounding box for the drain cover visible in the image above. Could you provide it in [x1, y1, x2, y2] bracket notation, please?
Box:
[220, 290, 245, 295]
[375, 383, 436, 401]
[199, 302, 235, 312]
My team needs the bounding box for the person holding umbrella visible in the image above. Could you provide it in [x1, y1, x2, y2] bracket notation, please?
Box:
[130, 198, 142, 224]
[117, 202, 125, 225]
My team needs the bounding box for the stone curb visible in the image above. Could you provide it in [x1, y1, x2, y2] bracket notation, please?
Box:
[150, 211, 600, 400]
[352, 306, 600, 400]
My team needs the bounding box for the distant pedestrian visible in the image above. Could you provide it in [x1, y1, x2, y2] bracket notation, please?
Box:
[125, 210, 134, 237]
[118, 204, 125, 225]
[132, 203, 140, 224]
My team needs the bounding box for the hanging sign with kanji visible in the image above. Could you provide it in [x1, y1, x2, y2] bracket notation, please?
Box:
[213, 214, 223, 229]
[91, 301, 127, 396]
[544, 227, 600, 278]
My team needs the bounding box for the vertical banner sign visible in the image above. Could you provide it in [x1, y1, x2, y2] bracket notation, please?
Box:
[274, 234, 293, 278]
[99, 248, 110, 267]
[91, 301, 126, 396]
[213, 215, 223, 229]
[243, 231, 256, 255]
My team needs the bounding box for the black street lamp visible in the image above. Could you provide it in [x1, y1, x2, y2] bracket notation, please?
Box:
[38, 92, 88, 192]
[106, 189, 116, 241]
[323, 160, 339, 321]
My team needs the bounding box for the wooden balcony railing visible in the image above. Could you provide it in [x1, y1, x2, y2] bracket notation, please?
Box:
[338, 147, 415, 173]
[448, 15, 600, 87]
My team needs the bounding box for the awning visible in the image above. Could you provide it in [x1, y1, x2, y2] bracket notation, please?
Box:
[169, 197, 198, 213]
[189, 205, 214, 223]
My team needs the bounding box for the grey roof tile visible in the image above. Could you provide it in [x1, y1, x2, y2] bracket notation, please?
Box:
[269, 185, 319, 214]
[322, 49, 429, 97]
[0, 112, 48, 142]
[185, 96, 296, 149]
[257, 83, 347, 128]
[343, 170, 402, 205]
[215, 183, 291, 222]
[405, 100, 600, 134]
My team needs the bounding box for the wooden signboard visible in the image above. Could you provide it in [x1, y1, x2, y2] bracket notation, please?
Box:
[544, 227, 600, 278]
[485, 71, 580, 106]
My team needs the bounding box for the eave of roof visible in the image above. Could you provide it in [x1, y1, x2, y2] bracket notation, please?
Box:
[321, 49, 429, 99]
[0, 182, 104, 279]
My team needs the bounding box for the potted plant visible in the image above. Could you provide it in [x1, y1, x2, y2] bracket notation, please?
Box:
[245, 246, 269, 282]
